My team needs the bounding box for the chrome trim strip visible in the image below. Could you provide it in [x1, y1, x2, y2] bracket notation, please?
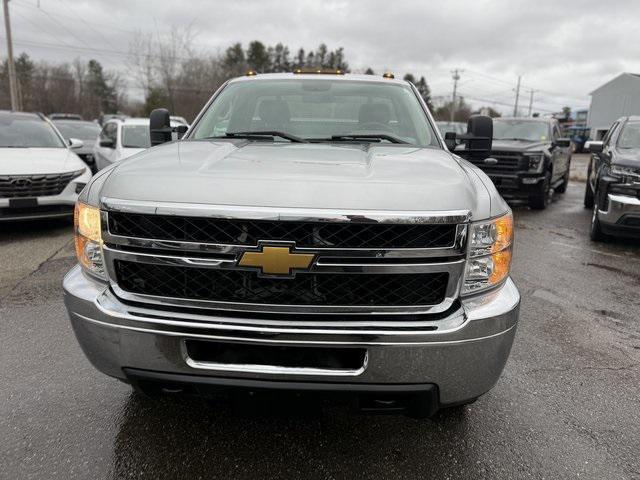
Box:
[72, 311, 517, 347]
[101, 198, 472, 224]
[107, 284, 459, 315]
[183, 348, 368, 377]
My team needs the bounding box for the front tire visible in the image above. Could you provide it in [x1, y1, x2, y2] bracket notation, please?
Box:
[555, 160, 570, 194]
[529, 171, 551, 209]
[590, 201, 609, 242]
[584, 165, 594, 209]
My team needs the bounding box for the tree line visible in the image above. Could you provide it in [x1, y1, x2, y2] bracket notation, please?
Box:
[0, 35, 497, 123]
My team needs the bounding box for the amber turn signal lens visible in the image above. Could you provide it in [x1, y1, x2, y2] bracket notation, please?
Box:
[493, 214, 513, 254]
[489, 249, 512, 284]
[74, 202, 101, 243]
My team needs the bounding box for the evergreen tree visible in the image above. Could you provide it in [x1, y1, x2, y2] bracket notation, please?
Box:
[246, 41, 270, 72]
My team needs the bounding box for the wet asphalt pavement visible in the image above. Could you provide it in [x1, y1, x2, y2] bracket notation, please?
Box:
[1, 156, 639, 479]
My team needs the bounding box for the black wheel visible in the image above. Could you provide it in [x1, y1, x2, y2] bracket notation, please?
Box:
[555, 160, 570, 194]
[590, 200, 609, 242]
[529, 171, 551, 209]
[584, 165, 594, 208]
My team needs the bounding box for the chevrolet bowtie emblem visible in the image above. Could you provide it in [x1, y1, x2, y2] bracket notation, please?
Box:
[238, 245, 315, 277]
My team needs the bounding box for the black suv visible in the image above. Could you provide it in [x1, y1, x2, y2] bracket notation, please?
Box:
[463, 117, 572, 209]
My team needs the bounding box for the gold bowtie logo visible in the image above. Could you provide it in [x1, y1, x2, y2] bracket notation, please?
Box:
[238, 245, 315, 276]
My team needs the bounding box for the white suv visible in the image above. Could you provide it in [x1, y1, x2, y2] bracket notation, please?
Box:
[0, 111, 92, 221]
[94, 117, 183, 170]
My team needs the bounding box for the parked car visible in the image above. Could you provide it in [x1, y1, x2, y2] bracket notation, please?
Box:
[49, 113, 83, 121]
[0, 111, 91, 221]
[584, 116, 640, 241]
[93, 117, 182, 170]
[567, 125, 590, 153]
[435, 121, 466, 137]
[64, 72, 519, 417]
[52, 120, 101, 172]
[459, 117, 572, 209]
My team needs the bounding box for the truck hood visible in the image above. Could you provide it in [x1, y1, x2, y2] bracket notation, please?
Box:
[0, 147, 87, 175]
[101, 140, 490, 217]
[490, 139, 549, 152]
[612, 147, 640, 170]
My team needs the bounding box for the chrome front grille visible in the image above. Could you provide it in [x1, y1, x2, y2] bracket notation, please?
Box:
[101, 199, 469, 316]
[0, 170, 83, 198]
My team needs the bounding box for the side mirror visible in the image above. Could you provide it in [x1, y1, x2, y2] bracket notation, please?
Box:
[444, 131, 457, 150]
[150, 108, 172, 146]
[175, 125, 188, 139]
[99, 138, 114, 148]
[588, 141, 603, 153]
[454, 115, 493, 159]
[68, 138, 84, 149]
[554, 138, 571, 148]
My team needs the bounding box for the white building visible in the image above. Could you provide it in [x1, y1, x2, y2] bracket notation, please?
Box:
[587, 73, 640, 140]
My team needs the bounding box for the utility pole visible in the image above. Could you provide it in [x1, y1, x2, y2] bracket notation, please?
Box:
[527, 89, 536, 117]
[513, 75, 521, 117]
[450, 69, 461, 122]
[2, 0, 21, 111]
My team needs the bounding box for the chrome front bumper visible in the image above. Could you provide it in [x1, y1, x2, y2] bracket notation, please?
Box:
[63, 265, 520, 405]
[598, 193, 640, 226]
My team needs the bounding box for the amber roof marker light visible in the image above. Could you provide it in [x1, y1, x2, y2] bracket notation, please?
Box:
[292, 68, 345, 75]
[246, 70, 257, 76]
[382, 72, 395, 79]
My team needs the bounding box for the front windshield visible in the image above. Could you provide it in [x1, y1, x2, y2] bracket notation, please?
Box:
[191, 78, 438, 146]
[54, 121, 100, 141]
[0, 113, 66, 148]
[122, 125, 151, 148]
[493, 120, 550, 142]
[617, 122, 640, 149]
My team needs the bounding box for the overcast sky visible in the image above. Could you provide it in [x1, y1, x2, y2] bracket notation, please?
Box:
[5, 0, 640, 115]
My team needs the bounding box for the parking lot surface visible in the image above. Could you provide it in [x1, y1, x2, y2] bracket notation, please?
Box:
[1, 165, 639, 479]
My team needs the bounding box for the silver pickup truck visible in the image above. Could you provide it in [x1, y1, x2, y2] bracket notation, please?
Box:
[64, 71, 519, 417]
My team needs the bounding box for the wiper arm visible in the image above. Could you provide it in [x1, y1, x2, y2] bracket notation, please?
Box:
[494, 137, 535, 142]
[329, 134, 409, 144]
[224, 131, 307, 143]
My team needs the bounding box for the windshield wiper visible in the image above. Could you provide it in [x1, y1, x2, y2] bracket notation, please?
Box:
[223, 131, 307, 143]
[326, 134, 409, 144]
[494, 137, 535, 142]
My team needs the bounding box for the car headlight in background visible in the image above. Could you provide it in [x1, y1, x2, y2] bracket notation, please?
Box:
[524, 153, 544, 172]
[463, 212, 513, 295]
[74, 202, 106, 280]
[610, 165, 640, 182]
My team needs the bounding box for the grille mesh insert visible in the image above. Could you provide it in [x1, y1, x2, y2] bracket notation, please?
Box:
[114, 260, 449, 307]
[108, 212, 457, 249]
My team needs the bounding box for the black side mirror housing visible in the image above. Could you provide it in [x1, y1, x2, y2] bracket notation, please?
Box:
[150, 108, 172, 146]
[99, 138, 114, 148]
[554, 138, 571, 148]
[174, 125, 188, 139]
[453, 115, 493, 159]
[588, 141, 603, 153]
[444, 131, 457, 150]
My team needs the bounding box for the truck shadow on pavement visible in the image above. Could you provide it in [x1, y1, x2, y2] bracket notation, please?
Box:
[111, 392, 474, 479]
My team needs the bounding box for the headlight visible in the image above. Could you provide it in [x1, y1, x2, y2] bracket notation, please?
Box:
[463, 212, 513, 295]
[524, 153, 544, 172]
[74, 202, 106, 280]
[610, 165, 640, 182]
